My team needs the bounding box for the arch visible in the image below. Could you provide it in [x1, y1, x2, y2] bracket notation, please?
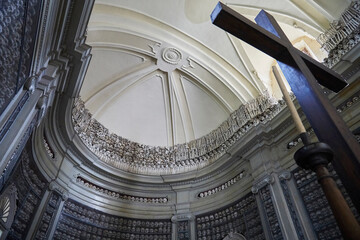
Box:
[0, 184, 17, 240]
[223, 232, 247, 240]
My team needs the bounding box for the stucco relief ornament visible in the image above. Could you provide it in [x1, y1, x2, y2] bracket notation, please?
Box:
[251, 175, 275, 194]
[162, 47, 182, 65]
[72, 92, 283, 175]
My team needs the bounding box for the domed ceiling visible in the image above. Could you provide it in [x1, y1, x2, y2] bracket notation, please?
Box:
[75, 0, 347, 174]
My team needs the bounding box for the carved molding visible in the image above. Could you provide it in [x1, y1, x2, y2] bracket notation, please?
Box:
[148, 42, 161, 55]
[33, 0, 50, 72]
[0, 91, 30, 143]
[162, 47, 182, 65]
[24, 76, 37, 94]
[0, 110, 39, 191]
[197, 171, 245, 198]
[251, 175, 275, 194]
[49, 181, 69, 200]
[278, 171, 292, 181]
[72, 92, 284, 175]
[171, 214, 194, 222]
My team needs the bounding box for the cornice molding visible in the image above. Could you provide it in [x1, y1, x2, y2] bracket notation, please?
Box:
[72, 93, 282, 175]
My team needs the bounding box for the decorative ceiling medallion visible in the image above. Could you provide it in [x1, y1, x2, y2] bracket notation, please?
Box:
[162, 47, 182, 65]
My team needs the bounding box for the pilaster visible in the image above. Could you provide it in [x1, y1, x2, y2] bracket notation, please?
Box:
[252, 172, 298, 240]
[25, 181, 68, 240]
[278, 171, 317, 240]
[47, 182, 69, 239]
[25, 189, 50, 240]
[171, 213, 195, 240]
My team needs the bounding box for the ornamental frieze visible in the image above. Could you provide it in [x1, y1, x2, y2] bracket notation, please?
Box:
[72, 93, 285, 175]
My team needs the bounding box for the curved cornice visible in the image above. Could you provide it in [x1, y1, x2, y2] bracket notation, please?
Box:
[72, 93, 283, 175]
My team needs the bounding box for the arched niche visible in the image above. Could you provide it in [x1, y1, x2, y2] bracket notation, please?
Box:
[223, 232, 247, 240]
[0, 184, 17, 240]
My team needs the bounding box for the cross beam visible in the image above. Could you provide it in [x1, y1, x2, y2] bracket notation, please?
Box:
[210, 3, 347, 92]
[211, 2, 360, 211]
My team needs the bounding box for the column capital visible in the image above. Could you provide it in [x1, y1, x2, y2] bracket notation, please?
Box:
[49, 181, 69, 200]
[171, 213, 195, 222]
[251, 174, 275, 194]
[279, 171, 292, 181]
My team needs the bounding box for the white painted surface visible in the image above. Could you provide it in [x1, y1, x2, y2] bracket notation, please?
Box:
[80, 0, 332, 146]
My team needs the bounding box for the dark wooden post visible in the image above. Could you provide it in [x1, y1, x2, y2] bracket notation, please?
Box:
[295, 142, 360, 239]
[211, 2, 360, 238]
[211, 1, 360, 212]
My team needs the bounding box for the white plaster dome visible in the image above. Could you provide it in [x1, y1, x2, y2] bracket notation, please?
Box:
[76, 0, 338, 175]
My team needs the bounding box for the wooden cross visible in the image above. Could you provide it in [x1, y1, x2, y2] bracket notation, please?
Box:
[211, 2, 360, 211]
